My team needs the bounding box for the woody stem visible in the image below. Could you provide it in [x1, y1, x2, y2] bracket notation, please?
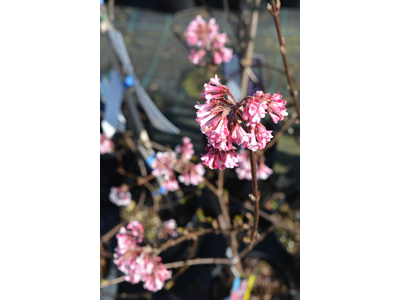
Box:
[249, 150, 260, 246]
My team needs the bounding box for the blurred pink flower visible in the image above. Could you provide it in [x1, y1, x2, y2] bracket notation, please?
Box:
[178, 163, 205, 186]
[184, 15, 219, 48]
[175, 137, 195, 161]
[100, 133, 113, 154]
[140, 254, 172, 292]
[185, 16, 232, 65]
[213, 47, 233, 64]
[109, 186, 132, 206]
[188, 48, 206, 65]
[163, 219, 178, 237]
[235, 150, 273, 180]
[113, 222, 172, 292]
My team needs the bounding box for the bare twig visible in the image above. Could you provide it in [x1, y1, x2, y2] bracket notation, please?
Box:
[239, 208, 299, 259]
[100, 292, 153, 299]
[163, 257, 233, 269]
[100, 257, 233, 289]
[101, 221, 128, 245]
[165, 237, 199, 289]
[268, 0, 300, 119]
[248, 151, 261, 246]
[229, 196, 300, 235]
[100, 276, 125, 288]
[217, 170, 230, 230]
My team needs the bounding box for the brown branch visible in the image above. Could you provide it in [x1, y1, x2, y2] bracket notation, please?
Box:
[269, 0, 300, 119]
[248, 151, 260, 246]
[100, 258, 233, 289]
[239, 208, 299, 259]
[100, 276, 125, 288]
[101, 221, 128, 245]
[163, 257, 233, 269]
[217, 169, 231, 230]
[100, 292, 153, 299]
[165, 237, 199, 290]
[230, 196, 299, 235]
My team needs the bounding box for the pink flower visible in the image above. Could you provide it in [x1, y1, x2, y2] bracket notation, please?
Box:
[235, 150, 252, 180]
[201, 145, 239, 170]
[230, 119, 250, 146]
[253, 91, 288, 123]
[126, 221, 144, 241]
[213, 33, 227, 49]
[100, 133, 113, 154]
[257, 158, 273, 180]
[178, 163, 205, 186]
[162, 175, 179, 192]
[109, 186, 132, 206]
[235, 150, 273, 180]
[175, 137, 195, 161]
[242, 96, 269, 127]
[200, 75, 230, 103]
[242, 123, 273, 151]
[184, 15, 219, 48]
[113, 222, 172, 292]
[141, 255, 172, 292]
[163, 219, 178, 237]
[213, 47, 233, 64]
[188, 48, 206, 65]
[151, 151, 176, 180]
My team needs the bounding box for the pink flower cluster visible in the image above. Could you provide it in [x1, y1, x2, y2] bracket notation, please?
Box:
[158, 219, 179, 239]
[195, 75, 287, 170]
[185, 15, 233, 65]
[113, 221, 172, 292]
[109, 185, 132, 206]
[100, 133, 113, 154]
[235, 150, 273, 180]
[151, 137, 205, 192]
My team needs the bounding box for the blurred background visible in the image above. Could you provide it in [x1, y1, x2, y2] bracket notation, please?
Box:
[101, 0, 299, 299]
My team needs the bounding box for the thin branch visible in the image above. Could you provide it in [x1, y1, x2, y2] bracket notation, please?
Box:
[217, 169, 230, 230]
[239, 208, 299, 259]
[100, 292, 153, 299]
[165, 237, 199, 289]
[101, 276, 125, 288]
[100, 258, 233, 289]
[101, 221, 127, 245]
[229, 196, 299, 235]
[163, 257, 233, 269]
[248, 151, 260, 246]
[268, 0, 300, 119]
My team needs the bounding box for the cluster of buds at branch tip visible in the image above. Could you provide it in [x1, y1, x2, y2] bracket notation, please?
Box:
[151, 137, 205, 192]
[113, 221, 173, 292]
[195, 75, 287, 170]
[185, 15, 233, 65]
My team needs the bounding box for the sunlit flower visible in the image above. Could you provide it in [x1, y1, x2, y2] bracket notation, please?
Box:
[109, 186, 132, 206]
[201, 146, 239, 170]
